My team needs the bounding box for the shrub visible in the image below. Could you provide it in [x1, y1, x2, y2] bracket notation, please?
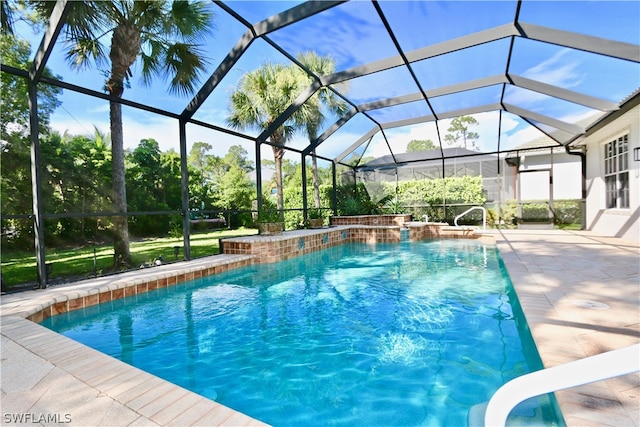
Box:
[552, 200, 582, 225]
[521, 202, 550, 222]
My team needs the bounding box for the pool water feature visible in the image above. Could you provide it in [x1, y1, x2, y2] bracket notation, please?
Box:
[42, 239, 563, 426]
[400, 227, 410, 241]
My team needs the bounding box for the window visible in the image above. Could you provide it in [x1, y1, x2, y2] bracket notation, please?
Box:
[604, 134, 629, 209]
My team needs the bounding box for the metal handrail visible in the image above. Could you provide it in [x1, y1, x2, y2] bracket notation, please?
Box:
[454, 206, 486, 230]
[484, 343, 640, 427]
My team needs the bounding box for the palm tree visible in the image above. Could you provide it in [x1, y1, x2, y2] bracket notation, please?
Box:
[295, 52, 348, 209]
[227, 62, 309, 215]
[1, 1, 15, 34]
[36, 1, 213, 268]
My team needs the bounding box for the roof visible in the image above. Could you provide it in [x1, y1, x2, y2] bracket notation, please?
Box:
[360, 147, 498, 170]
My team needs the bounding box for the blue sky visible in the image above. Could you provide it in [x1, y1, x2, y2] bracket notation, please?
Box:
[12, 1, 640, 162]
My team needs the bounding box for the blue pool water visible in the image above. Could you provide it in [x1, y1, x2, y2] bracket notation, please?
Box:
[43, 239, 563, 426]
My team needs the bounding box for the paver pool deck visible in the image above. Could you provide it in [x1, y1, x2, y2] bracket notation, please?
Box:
[1, 229, 638, 426]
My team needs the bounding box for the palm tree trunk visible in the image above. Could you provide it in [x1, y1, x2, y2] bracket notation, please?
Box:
[108, 22, 139, 269]
[272, 144, 285, 216]
[312, 149, 321, 208]
[110, 100, 132, 268]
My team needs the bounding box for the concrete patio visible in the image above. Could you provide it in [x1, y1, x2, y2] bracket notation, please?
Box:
[1, 229, 638, 426]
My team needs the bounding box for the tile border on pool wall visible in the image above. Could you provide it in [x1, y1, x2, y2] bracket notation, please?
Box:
[0, 255, 254, 323]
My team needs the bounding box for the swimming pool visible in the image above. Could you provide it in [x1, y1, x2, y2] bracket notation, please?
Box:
[42, 239, 563, 426]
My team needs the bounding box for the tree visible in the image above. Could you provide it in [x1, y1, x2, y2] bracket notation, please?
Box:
[38, 129, 112, 242]
[36, 1, 214, 268]
[127, 139, 167, 236]
[443, 116, 480, 150]
[218, 164, 253, 214]
[77, 130, 112, 238]
[187, 142, 222, 211]
[0, 34, 61, 135]
[407, 139, 437, 152]
[129, 138, 162, 200]
[227, 62, 309, 216]
[1, 1, 43, 36]
[188, 141, 212, 171]
[159, 149, 182, 210]
[295, 52, 348, 209]
[1, 2, 15, 34]
[1, 33, 62, 250]
[224, 144, 253, 172]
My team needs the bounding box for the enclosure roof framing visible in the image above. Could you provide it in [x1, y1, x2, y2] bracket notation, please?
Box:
[249, 2, 639, 168]
[181, 1, 345, 119]
[6, 0, 639, 170]
[29, 0, 70, 83]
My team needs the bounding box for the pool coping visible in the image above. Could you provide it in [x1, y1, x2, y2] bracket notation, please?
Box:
[2, 229, 638, 426]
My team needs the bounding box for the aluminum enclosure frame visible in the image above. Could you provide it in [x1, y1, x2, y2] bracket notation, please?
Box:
[2, 0, 638, 288]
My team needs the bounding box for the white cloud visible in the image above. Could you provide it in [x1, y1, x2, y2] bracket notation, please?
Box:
[50, 107, 545, 163]
[501, 49, 586, 109]
[559, 109, 603, 126]
[51, 111, 256, 156]
[88, 104, 110, 114]
[313, 130, 365, 161]
[378, 111, 529, 154]
[498, 114, 520, 134]
[50, 116, 109, 140]
[388, 123, 439, 150]
[523, 49, 582, 89]
[501, 126, 545, 150]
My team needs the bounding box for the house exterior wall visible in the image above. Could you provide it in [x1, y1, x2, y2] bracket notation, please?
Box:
[520, 151, 582, 200]
[583, 105, 639, 243]
[500, 150, 582, 202]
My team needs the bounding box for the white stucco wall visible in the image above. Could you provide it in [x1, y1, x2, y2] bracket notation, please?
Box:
[519, 151, 582, 200]
[583, 105, 639, 243]
[500, 150, 582, 202]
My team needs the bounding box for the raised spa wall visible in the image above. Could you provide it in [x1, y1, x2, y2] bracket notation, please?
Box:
[222, 216, 486, 264]
[19, 216, 487, 324]
[330, 214, 412, 226]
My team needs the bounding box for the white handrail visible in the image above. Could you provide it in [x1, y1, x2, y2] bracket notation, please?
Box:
[454, 206, 486, 230]
[484, 343, 640, 427]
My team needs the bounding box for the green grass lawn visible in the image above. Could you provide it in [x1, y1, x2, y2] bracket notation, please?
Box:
[1, 228, 258, 289]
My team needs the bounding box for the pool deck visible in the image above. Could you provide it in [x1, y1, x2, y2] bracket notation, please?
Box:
[490, 230, 639, 426]
[1, 229, 639, 426]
